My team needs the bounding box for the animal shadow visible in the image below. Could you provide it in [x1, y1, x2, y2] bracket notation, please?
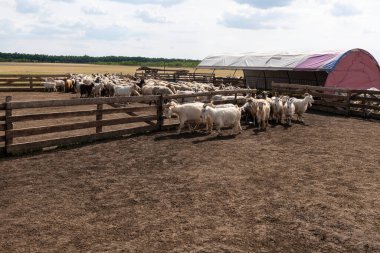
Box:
[192, 133, 238, 144]
[154, 131, 207, 141]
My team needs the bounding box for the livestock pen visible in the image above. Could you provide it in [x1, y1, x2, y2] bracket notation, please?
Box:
[0, 74, 70, 92]
[272, 82, 380, 120]
[0, 101, 379, 252]
[0, 89, 255, 156]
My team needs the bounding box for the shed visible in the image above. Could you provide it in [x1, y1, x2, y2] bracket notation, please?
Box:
[197, 48, 380, 90]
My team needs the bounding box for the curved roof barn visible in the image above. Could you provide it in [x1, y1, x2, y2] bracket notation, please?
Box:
[197, 48, 380, 90]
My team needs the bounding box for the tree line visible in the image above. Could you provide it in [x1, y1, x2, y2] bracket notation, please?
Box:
[0, 52, 201, 68]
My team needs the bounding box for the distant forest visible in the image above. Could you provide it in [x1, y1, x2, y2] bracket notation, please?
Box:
[0, 52, 201, 68]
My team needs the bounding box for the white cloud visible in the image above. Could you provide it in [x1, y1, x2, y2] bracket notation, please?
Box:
[233, 0, 293, 9]
[0, 0, 378, 63]
[135, 10, 171, 23]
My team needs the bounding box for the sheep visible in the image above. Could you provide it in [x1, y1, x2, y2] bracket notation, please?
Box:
[113, 84, 141, 97]
[256, 101, 270, 130]
[152, 86, 174, 96]
[283, 98, 295, 125]
[55, 80, 65, 92]
[201, 104, 242, 135]
[65, 79, 74, 92]
[163, 101, 205, 134]
[80, 83, 94, 98]
[42, 82, 57, 92]
[290, 93, 314, 123]
[176, 90, 197, 103]
[91, 82, 104, 97]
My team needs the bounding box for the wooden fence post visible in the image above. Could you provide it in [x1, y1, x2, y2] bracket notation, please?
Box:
[346, 90, 351, 117]
[156, 95, 164, 131]
[29, 76, 33, 89]
[235, 92, 238, 104]
[363, 91, 367, 118]
[96, 104, 103, 133]
[5, 96, 13, 155]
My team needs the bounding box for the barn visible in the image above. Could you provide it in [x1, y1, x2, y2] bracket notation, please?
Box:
[197, 48, 380, 90]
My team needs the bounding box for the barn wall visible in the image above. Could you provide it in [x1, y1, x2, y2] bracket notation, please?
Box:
[244, 70, 328, 89]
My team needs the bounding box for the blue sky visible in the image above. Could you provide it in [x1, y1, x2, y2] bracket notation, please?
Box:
[0, 0, 379, 62]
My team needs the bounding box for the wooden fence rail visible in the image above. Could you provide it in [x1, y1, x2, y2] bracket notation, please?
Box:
[0, 89, 256, 156]
[272, 82, 380, 119]
[0, 74, 70, 92]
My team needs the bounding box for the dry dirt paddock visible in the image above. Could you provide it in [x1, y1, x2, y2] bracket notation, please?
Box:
[0, 97, 379, 252]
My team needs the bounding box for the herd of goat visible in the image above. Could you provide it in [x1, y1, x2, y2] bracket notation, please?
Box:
[164, 93, 314, 134]
[41, 73, 316, 134]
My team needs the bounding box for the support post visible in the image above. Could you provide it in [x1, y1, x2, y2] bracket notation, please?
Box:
[363, 92, 367, 118]
[96, 104, 103, 133]
[345, 90, 351, 117]
[156, 95, 164, 131]
[5, 96, 13, 155]
[29, 76, 33, 89]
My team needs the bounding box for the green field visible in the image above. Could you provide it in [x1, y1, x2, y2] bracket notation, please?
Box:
[0, 62, 243, 77]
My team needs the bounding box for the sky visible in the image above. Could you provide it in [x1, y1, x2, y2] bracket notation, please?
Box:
[0, 0, 379, 62]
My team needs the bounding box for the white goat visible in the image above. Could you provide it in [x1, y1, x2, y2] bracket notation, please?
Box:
[201, 104, 242, 135]
[283, 99, 295, 125]
[272, 96, 284, 123]
[256, 101, 270, 130]
[290, 93, 314, 122]
[164, 101, 204, 134]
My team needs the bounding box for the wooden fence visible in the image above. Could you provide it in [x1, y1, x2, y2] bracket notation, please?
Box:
[135, 72, 246, 87]
[0, 89, 256, 156]
[0, 74, 70, 92]
[272, 82, 380, 120]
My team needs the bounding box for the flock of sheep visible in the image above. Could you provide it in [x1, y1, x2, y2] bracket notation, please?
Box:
[42, 73, 238, 97]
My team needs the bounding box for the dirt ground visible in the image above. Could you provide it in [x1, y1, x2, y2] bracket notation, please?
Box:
[0, 111, 379, 252]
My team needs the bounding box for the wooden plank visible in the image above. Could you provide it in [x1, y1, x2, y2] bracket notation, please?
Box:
[9, 115, 157, 138]
[350, 89, 380, 95]
[6, 125, 157, 154]
[165, 89, 256, 99]
[349, 103, 380, 110]
[313, 100, 348, 108]
[0, 83, 43, 87]
[9, 95, 160, 109]
[8, 105, 156, 122]
[0, 135, 5, 142]
[0, 88, 45, 92]
[309, 91, 347, 100]
[0, 123, 5, 131]
[349, 97, 380, 103]
[0, 74, 70, 78]
[272, 82, 349, 93]
[310, 104, 346, 115]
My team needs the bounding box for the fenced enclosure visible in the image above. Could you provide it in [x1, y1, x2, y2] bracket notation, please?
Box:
[0, 89, 255, 156]
[0, 74, 70, 92]
[272, 82, 380, 120]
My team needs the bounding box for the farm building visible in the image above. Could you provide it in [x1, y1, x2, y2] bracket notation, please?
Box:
[197, 48, 380, 90]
